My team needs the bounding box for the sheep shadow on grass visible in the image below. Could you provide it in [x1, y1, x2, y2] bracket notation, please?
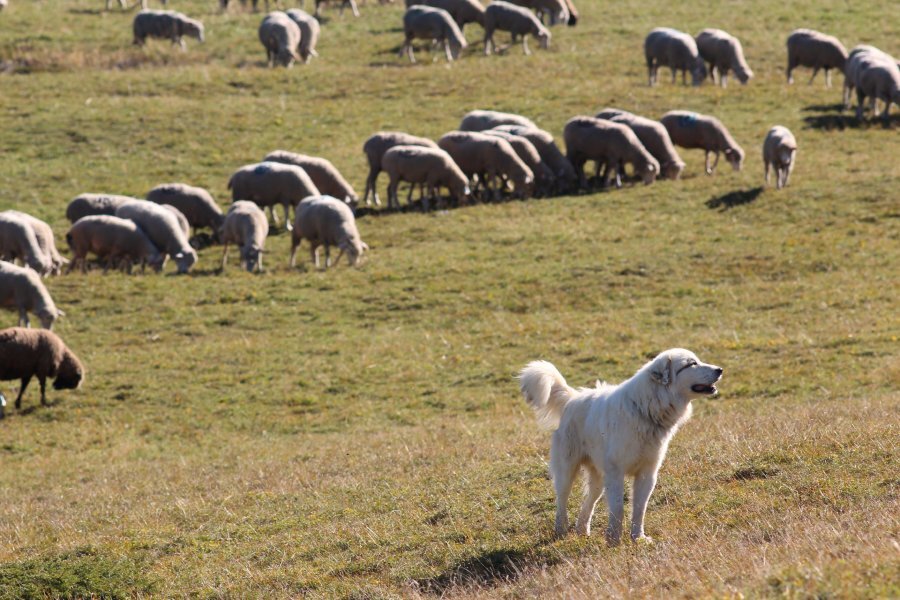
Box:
[706, 187, 763, 211]
[413, 547, 537, 594]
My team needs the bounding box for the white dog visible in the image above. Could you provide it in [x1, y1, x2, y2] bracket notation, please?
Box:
[519, 348, 723, 544]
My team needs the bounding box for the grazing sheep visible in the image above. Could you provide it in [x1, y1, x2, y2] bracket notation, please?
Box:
[645, 27, 707, 86]
[115, 201, 197, 274]
[259, 11, 301, 68]
[564, 116, 659, 189]
[264, 150, 358, 204]
[381, 145, 471, 210]
[66, 215, 165, 274]
[0, 328, 83, 412]
[133, 10, 205, 50]
[285, 9, 319, 63]
[481, 129, 555, 194]
[853, 56, 900, 123]
[363, 132, 440, 206]
[0, 262, 61, 329]
[762, 126, 797, 190]
[561, 0, 577, 25]
[161, 204, 190, 238]
[595, 109, 685, 180]
[505, 0, 568, 26]
[660, 110, 744, 175]
[2, 211, 68, 276]
[404, 0, 485, 31]
[220, 201, 269, 273]
[695, 28, 753, 87]
[484, 1, 551, 56]
[459, 109, 537, 132]
[437, 131, 535, 199]
[290, 196, 368, 269]
[843, 46, 893, 109]
[315, 0, 360, 18]
[492, 124, 577, 192]
[66, 194, 136, 224]
[401, 5, 468, 63]
[786, 28, 848, 87]
[228, 162, 320, 231]
[146, 183, 224, 237]
[0, 213, 52, 276]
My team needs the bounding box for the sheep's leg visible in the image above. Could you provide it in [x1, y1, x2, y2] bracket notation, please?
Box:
[310, 244, 321, 268]
[38, 377, 49, 406]
[825, 68, 831, 88]
[681, 69, 686, 85]
[14, 375, 31, 410]
[764, 161, 770, 185]
[350, 0, 360, 17]
[282, 203, 293, 231]
[406, 182, 415, 206]
[332, 248, 346, 267]
[444, 40, 453, 63]
[18, 308, 29, 328]
[881, 99, 892, 124]
[704, 151, 712, 175]
[807, 66, 819, 85]
[289, 239, 300, 267]
[324, 245, 331, 268]
[784, 158, 795, 187]
[387, 177, 399, 210]
[522, 36, 531, 56]
[721, 73, 728, 88]
[220, 244, 229, 270]
[710, 152, 720, 173]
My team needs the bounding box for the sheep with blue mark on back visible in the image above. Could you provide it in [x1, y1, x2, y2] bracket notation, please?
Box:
[660, 110, 744, 175]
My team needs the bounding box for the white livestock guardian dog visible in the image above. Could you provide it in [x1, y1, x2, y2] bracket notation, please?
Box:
[519, 348, 723, 544]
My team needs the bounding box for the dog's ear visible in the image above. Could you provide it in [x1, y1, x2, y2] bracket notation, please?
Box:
[650, 357, 672, 387]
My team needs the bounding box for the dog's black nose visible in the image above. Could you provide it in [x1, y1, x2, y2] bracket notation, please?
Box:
[714, 367, 724, 377]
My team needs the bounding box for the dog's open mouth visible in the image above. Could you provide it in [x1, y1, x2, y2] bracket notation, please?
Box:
[691, 384, 717, 395]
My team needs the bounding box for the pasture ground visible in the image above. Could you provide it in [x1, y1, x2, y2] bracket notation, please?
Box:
[0, 0, 898, 597]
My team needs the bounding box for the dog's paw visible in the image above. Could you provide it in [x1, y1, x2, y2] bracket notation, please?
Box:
[633, 535, 654, 546]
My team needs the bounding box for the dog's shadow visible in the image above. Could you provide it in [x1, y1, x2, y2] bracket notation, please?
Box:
[706, 186, 763, 211]
[414, 547, 534, 593]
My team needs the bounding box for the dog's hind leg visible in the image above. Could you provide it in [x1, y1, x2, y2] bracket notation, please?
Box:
[604, 468, 625, 545]
[550, 435, 579, 538]
[630, 470, 658, 542]
[575, 464, 603, 536]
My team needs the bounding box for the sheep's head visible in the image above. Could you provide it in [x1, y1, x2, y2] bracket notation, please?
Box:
[725, 147, 745, 171]
[640, 159, 660, 185]
[538, 29, 551, 50]
[37, 308, 60, 330]
[663, 160, 686, 180]
[736, 65, 753, 84]
[187, 21, 205, 43]
[54, 349, 84, 392]
[691, 59, 707, 86]
[148, 253, 166, 273]
[174, 250, 198, 274]
[345, 240, 368, 267]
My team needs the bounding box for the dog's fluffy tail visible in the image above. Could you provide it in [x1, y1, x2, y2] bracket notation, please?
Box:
[519, 360, 576, 430]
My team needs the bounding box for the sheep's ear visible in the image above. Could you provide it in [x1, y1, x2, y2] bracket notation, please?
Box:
[650, 357, 672, 387]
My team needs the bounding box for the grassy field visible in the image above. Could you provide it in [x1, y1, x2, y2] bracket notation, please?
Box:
[1, 0, 898, 597]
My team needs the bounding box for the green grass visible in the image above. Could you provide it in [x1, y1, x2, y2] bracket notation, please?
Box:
[1, 0, 898, 597]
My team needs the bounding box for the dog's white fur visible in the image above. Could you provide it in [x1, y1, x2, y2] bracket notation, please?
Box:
[519, 348, 723, 544]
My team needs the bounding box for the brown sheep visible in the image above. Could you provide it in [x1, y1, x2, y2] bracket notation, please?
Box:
[0, 327, 84, 414]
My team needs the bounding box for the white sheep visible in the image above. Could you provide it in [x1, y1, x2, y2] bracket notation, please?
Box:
[362, 132, 440, 206]
[146, 183, 225, 238]
[695, 28, 753, 87]
[786, 28, 848, 87]
[401, 5, 468, 63]
[595, 109, 685, 180]
[285, 9, 320, 63]
[563, 116, 659, 189]
[133, 10, 204, 50]
[115, 201, 198, 274]
[660, 110, 744, 175]
[263, 150, 358, 204]
[483, 1, 551, 56]
[852, 54, 900, 123]
[161, 204, 191, 239]
[66, 215, 166, 274]
[1, 211, 68, 276]
[762, 126, 797, 190]
[505, 0, 568, 26]
[645, 27, 707, 86]
[66, 194, 137, 223]
[220, 201, 269, 273]
[459, 109, 537, 132]
[0, 212, 52, 276]
[380, 145, 471, 210]
[290, 196, 368, 269]
[228, 161, 321, 231]
[492, 124, 577, 192]
[259, 11, 301, 68]
[481, 129, 555, 194]
[843, 46, 892, 109]
[437, 131, 535, 199]
[404, 0, 485, 32]
[0, 261, 61, 329]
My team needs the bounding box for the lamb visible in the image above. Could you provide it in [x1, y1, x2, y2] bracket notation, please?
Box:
[483, 1, 551, 56]
[0, 262, 61, 329]
[1, 211, 68, 276]
[481, 129, 555, 194]
[660, 110, 744, 175]
[644, 27, 707, 86]
[259, 11, 301, 68]
[115, 201, 198, 273]
[404, 0, 485, 32]
[0, 213, 52, 276]
[401, 5, 468, 64]
[492, 124, 577, 193]
[563, 116, 659, 189]
[290, 196, 369, 269]
[133, 10, 205, 50]
[0, 328, 83, 413]
[762, 126, 797, 190]
[695, 28, 753, 87]
[285, 9, 319, 63]
[459, 109, 537, 132]
[66, 194, 136, 223]
[362, 132, 440, 206]
[219, 201, 269, 273]
[228, 161, 320, 231]
[380, 145, 471, 210]
[437, 131, 535, 199]
[505, 0, 568, 26]
[314, 0, 360, 18]
[786, 28, 848, 87]
[853, 56, 900, 124]
[66, 215, 166, 274]
[594, 109, 685, 180]
[161, 204, 191, 239]
[263, 150, 358, 204]
[146, 183, 225, 237]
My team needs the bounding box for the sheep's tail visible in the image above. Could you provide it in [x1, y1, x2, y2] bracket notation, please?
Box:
[518, 360, 575, 430]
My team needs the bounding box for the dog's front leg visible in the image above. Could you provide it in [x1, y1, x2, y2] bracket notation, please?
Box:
[630, 471, 657, 542]
[604, 469, 625, 545]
